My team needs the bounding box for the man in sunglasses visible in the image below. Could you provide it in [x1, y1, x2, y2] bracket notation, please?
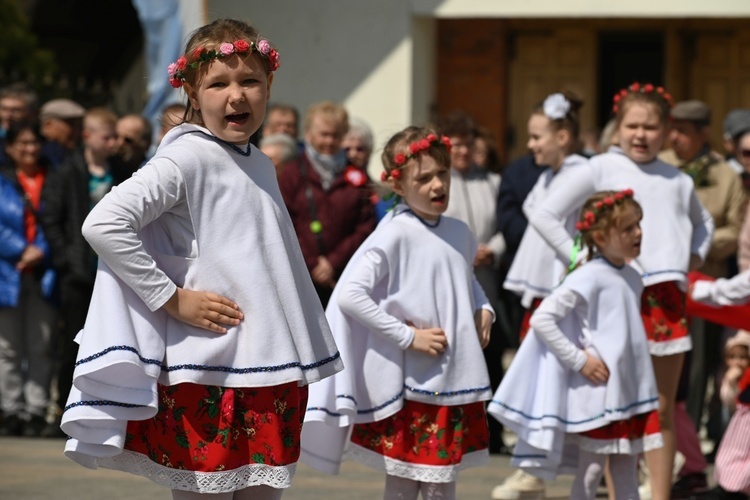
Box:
[114, 114, 152, 173]
[660, 100, 746, 499]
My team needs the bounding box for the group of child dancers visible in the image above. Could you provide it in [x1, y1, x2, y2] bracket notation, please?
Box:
[55, 16, 750, 500]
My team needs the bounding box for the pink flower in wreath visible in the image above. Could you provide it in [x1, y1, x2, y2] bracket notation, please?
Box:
[257, 39, 271, 55]
[167, 63, 178, 77]
[219, 43, 235, 56]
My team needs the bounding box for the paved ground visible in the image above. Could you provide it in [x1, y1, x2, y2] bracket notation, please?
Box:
[0, 436, 578, 499]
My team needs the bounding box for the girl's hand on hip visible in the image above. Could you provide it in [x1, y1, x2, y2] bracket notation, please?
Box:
[474, 309, 493, 348]
[579, 351, 609, 385]
[409, 327, 448, 357]
[162, 288, 244, 334]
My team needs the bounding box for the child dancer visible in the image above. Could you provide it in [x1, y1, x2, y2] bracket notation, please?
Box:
[490, 190, 662, 500]
[60, 19, 342, 499]
[494, 91, 587, 500]
[301, 127, 494, 500]
[530, 83, 714, 500]
[504, 91, 588, 338]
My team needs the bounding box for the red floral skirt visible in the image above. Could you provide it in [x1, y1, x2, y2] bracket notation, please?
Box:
[350, 400, 489, 467]
[640, 281, 690, 355]
[578, 410, 662, 453]
[124, 381, 308, 473]
[519, 298, 543, 341]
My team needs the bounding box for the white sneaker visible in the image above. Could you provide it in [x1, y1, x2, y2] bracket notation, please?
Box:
[490, 469, 546, 499]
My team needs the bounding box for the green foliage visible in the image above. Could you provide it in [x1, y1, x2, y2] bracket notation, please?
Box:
[0, 0, 56, 81]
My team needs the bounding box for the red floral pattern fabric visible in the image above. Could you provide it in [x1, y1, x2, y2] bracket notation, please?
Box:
[579, 410, 660, 442]
[640, 281, 688, 343]
[350, 400, 488, 466]
[123, 381, 308, 472]
[519, 298, 543, 341]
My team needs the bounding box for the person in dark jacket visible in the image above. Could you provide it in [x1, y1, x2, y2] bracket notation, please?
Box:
[39, 107, 132, 436]
[277, 101, 375, 307]
[0, 121, 58, 437]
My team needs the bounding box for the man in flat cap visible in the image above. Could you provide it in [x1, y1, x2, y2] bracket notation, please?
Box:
[722, 109, 750, 176]
[660, 100, 746, 496]
[39, 98, 85, 165]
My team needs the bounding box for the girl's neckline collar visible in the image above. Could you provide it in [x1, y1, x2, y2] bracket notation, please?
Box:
[395, 205, 442, 228]
[596, 254, 625, 269]
[183, 124, 253, 156]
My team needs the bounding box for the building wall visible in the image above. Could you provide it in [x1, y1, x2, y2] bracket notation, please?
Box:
[204, 0, 750, 170]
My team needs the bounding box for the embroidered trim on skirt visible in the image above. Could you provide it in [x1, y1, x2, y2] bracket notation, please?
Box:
[577, 410, 663, 454]
[641, 281, 691, 356]
[519, 298, 543, 341]
[113, 381, 308, 493]
[347, 400, 489, 483]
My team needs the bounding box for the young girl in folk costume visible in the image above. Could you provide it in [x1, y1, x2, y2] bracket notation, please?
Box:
[301, 127, 494, 500]
[504, 91, 589, 340]
[530, 83, 714, 500]
[60, 19, 342, 499]
[493, 91, 588, 500]
[490, 190, 662, 500]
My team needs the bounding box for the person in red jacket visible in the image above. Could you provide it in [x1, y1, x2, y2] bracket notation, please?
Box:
[278, 101, 375, 306]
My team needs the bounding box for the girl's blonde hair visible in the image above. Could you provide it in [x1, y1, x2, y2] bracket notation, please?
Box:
[577, 190, 642, 261]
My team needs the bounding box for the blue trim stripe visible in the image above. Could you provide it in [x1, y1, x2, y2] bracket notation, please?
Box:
[75, 345, 340, 374]
[492, 397, 658, 426]
[64, 400, 146, 412]
[405, 384, 492, 397]
[641, 269, 686, 279]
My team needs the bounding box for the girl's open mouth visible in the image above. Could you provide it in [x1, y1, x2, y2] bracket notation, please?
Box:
[432, 194, 446, 204]
[226, 112, 249, 125]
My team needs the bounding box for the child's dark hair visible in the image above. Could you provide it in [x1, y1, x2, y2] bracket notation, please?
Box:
[533, 90, 584, 142]
[612, 83, 672, 127]
[380, 126, 452, 183]
[181, 19, 275, 125]
[577, 190, 642, 260]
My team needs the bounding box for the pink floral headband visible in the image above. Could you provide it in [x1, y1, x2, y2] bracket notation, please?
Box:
[575, 189, 634, 232]
[381, 134, 452, 181]
[612, 82, 672, 114]
[168, 39, 280, 88]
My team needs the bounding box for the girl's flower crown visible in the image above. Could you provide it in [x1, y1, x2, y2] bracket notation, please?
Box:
[381, 133, 452, 182]
[612, 82, 673, 114]
[575, 189, 634, 232]
[167, 39, 280, 88]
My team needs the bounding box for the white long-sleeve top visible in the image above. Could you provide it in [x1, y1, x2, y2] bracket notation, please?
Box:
[63, 124, 343, 468]
[504, 154, 588, 305]
[692, 270, 750, 306]
[530, 147, 714, 288]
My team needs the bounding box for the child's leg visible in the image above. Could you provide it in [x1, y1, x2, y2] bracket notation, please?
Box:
[645, 353, 684, 500]
[608, 454, 639, 500]
[570, 449, 606, 500]
[171, 490, 232, 499]
[384, 475, 420, 500]
[419, 481, 456, 500]
[234, 485, 283, 500]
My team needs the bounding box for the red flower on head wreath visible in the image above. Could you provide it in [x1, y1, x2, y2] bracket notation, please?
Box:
[575, 189, 635, 232]
[382, 134, 452, 181]
[611, 82, 673, 114]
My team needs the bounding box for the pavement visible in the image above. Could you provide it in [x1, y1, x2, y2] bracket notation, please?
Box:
[0, 436, 578, 499]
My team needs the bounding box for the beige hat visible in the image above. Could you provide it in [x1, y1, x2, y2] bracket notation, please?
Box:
[726, 330, 750, 352]
[39, 98, 85, 121]
[671, 100, 711, 126]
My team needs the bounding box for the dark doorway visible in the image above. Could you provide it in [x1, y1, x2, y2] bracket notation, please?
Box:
[598, 32, 664, 128]
[29, 0, 142, 107]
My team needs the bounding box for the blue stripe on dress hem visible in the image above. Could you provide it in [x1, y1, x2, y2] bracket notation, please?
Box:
[63, 400, 146, 412]
[75, 345, 341, 374]
[641, 269, 686, 279]
[492, 396, 658, 425]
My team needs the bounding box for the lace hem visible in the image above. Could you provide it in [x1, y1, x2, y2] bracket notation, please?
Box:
[344, 443, 488, 483]
[575, 432, 664, 455]
[97, 450, 296, 493]
[648, 336, 692, 356]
